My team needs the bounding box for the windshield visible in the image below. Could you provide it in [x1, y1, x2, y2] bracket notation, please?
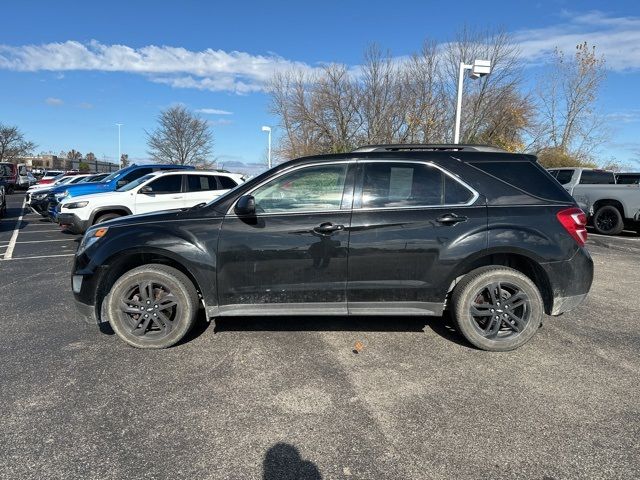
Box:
[117, 173, 155, 192]
[54, 176, 74, 185]
[102, 169, 125, 183]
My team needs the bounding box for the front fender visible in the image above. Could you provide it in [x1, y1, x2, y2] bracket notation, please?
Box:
[75, 217, 222, 307]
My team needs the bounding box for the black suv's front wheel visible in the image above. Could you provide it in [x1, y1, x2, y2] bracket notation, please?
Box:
[451, 266, 543, 351]
[106, 264, 199, 349]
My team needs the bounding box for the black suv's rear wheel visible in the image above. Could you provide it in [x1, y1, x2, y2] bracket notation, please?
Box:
[106, 264, 198, 349]
[592, 205, 624, 235]
[451, 266, 543, 351]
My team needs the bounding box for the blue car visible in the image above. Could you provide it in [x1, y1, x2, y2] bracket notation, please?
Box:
[46, 164, 194, 221]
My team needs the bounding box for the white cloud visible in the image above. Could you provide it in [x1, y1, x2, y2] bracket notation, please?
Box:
[513, 11, 640, 71]
[1, 11, 638, 97]
[0, 40, 315, 93]
[196, 108, 233, 115]
[45, 97, 63, 106]
[605, 110, 640, 124]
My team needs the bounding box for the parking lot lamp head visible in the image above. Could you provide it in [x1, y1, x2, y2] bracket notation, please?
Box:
[454, 59, 491, 144]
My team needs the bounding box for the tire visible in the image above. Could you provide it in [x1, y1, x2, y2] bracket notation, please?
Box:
[592, 205, 624, 235]
[451, 266, 543, 352]
[94, 212, 122, 225]
[105, 264, 199, 349]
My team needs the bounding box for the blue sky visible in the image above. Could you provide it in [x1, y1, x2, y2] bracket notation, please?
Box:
[1, 0, 639, 172]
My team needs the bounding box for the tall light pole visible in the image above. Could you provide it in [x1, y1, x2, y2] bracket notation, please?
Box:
[454, 59, 491, 144]
[115, 123, 123, 168]
[261, 125, 272, 169]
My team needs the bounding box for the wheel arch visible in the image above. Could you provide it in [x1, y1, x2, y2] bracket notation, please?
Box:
[89, 206, 133, 225]
[592, 198, 625, 218]
[446, 250, 554, 315]
[94, 247, 209, 323]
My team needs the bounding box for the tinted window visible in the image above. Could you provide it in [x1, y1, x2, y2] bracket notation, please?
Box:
[470, 161, 572, 202]
[579, 170, 615, 184]
[187, 175, 218, 192]
[555, 170, 574, 185]
[253, 164, 348, 213]
[616, 174, 640, 185]
[218, 176, 238, 189]
[147, 175, 182, 194]
[121, 167, 153, 183]
[360, 162, 472, 208]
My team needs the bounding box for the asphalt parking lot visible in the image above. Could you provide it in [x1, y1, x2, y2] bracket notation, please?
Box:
[1, 192, 638, 479]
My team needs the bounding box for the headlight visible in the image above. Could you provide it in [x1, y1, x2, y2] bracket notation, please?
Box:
[77, 227, 108, 255]
[33, 193, 46, 200]
[64, 201, 89, 209]
[57, 190, 70, 200]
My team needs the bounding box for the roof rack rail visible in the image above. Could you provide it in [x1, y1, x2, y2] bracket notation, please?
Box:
[352, 144, 507, 153]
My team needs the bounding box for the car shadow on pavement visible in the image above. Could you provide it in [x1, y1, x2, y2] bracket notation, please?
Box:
[213, 312, 472, 349]
[263, 443, 321, 480]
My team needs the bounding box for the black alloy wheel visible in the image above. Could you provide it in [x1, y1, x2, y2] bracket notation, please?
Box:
[106, 264, 198, 348]
[119, 280, 181, 338]
[470, 282, 530, 339]
[451, 266, 543, 351]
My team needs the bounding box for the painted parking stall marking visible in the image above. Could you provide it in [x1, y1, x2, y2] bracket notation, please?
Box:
[1, 194, 80, 261]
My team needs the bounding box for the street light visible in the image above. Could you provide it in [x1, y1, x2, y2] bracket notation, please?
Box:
[261, 125, 272, 169]
[453, 59, 491, 144]
[115, 123, 123, 168]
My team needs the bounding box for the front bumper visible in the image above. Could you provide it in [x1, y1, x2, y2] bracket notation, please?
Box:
[542, 246, 594, 315]
[58, 212, 89, 233]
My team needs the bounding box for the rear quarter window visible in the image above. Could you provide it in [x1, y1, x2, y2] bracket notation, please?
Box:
[470, 161, 573, 202]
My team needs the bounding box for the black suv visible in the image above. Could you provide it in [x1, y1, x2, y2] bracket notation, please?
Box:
[72, 145, 593, 351]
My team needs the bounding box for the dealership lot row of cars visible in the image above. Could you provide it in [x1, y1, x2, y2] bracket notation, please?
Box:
[0, 164, 244, 264]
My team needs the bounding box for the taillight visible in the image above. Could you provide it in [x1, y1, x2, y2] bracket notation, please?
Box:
[556, 207, 587, 246]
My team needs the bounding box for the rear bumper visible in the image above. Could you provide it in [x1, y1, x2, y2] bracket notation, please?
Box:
[541, 247, 594, 315]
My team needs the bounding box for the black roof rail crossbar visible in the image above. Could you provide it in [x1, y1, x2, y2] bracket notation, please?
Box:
[352, 144, 507, 153]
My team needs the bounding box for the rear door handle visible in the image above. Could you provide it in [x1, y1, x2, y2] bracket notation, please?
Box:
[436, 213, 468, 225]
[313, 222, 345, 235]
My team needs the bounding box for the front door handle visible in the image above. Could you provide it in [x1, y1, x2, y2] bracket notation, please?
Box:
[313, 222, 345, 235]
[436, 213, 468, 225]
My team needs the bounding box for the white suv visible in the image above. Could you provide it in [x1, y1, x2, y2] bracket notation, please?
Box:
[57, 170, 243, 233]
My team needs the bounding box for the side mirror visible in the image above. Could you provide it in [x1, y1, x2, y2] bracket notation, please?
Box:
[116, 179, 128, 188]
[235, 195, 256, 216]
[139, 186, 153, 195]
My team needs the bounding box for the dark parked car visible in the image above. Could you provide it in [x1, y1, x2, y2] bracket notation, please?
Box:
[0, 176, 6, 216]
[72, 144, 593, 351]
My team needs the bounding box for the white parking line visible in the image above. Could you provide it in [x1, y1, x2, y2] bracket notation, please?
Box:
[1, 253, 75, 261]
[16, 239, 74, 244]
[15, 229, 61, 234]
[4, 199, 26, 260]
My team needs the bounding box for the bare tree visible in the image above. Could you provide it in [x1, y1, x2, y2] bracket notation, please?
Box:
[533, 42, 606, 159]
[120, 153, 130, 167]
[0, 123, 36, 162]
[146, 106, 214, 166]
[269, 29, 532, 159]
[443, 27, 532, 149]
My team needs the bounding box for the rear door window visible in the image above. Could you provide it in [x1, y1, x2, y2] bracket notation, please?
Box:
[470, 161, 572, 202]
[579, 170, 615, 184]
[358, 162, 474, 208]
[187, 175, 219, 192]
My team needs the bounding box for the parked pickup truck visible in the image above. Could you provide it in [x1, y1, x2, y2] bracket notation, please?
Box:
[548, 167, 640, 235]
